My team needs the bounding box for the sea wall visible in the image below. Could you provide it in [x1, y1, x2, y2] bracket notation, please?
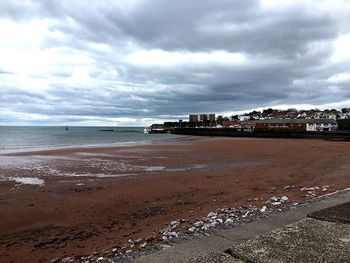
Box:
[172, 128, 350, 141]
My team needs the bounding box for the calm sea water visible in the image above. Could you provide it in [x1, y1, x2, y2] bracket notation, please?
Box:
[0, 126, 179, 151]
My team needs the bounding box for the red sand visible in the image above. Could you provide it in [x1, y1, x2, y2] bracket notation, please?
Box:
[1, 137, 350, 262]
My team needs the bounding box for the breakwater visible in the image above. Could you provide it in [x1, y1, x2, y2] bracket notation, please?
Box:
[173, 128, 350, 141]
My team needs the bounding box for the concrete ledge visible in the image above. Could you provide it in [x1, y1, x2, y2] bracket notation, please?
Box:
[308, 201, 350, 224]
[186, 252, 245, 263]
[228, 217, 350, 263]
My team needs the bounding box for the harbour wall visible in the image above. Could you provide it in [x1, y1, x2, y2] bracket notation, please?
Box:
[172, 128, 350, 141]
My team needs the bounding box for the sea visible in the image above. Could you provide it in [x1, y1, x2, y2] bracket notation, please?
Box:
[0, 126, 180, 152]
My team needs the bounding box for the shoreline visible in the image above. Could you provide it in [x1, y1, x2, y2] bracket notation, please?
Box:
[0, 134, 191, 155]
[1, 137, 350, 262]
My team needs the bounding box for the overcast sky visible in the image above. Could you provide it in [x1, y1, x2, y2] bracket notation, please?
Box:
[1, 0, 350, 126]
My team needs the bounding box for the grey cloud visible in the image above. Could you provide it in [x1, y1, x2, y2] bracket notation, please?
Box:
[0, 69, 14, 75]
[1, 0, 350, 125]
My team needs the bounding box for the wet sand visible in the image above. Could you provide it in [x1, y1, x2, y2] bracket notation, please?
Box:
[1, 137, 350, 262]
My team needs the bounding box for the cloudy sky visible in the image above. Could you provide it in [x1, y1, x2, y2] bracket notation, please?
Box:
[1, 0, 350, 126]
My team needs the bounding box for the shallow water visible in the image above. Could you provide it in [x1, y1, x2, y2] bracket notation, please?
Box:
[0, 126, 180, 151]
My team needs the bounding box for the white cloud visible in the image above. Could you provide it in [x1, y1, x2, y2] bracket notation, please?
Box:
[87, 42, 112, 52]
[327, 72, 350, 83]
[332, 33, 350, 62]
[67, 68, 91, 86]
[123, 49, 246, 66]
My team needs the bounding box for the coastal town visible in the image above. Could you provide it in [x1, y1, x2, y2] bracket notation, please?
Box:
[145, 108, 350, 133]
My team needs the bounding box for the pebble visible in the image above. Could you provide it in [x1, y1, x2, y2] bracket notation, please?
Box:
[301, 186, 320, 191]
[270, 196, 279, 202]
[242, 211, 250, 218]
[280, 196, 289, 203]
[128, 238, 142, 244]
[170, 220, 179, 226]
[187, 227, 196, 233]
[140, 242, 147, 248]
[271, 201, 282, 206]
[207, 211, 217, 217]
[260, 206, 268, 213]
[193, 221, 204, 227]
[216, 218, 223, 224]
[224, 218, 234, 225]
[201, 224, 211, 231]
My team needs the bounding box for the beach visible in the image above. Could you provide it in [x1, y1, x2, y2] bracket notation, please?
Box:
[1, 137, 350, 262]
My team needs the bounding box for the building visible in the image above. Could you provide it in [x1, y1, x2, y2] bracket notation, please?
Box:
[189, 114, 216, 122]
[223, 121, 241, 128]
[306, 119, 338, 131]
[189, 115, 199, 122]
[222, 120, 255, 131]
[255, 119, 337, 132]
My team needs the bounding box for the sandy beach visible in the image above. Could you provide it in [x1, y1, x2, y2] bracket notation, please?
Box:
[1, 137, 350, 262]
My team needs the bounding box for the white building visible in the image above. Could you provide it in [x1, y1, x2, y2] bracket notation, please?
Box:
[306, 119, 338, 131]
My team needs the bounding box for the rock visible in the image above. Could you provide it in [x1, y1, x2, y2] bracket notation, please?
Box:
[188, 227, 197, 233]
[170, 220, 179, 226]
[216, 218, 223, 224]
[270, 196, 279, 202]
[284, 185, 291, 190]
[207, 211, 217, 217]
[139, 242, 147, 248]
[210, 221, 219, 228]
[280, 196, 289, 203]
[128, 238, 142, 244]
[201, 224, 211, 231]
[260, 206, 268, 213]
[121, 244, 128, 250]
[193, 221, 204, 227]
[224, 218, 234, 225]
[301, 186, 319, 191]
[253, 197, 259, 201]
[167, 231, 178, 237]
[242, 211, 250, 218]
[271, 202, 282, 206]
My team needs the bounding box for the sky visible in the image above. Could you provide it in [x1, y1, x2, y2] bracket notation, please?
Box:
[1, 0, 350, 126]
